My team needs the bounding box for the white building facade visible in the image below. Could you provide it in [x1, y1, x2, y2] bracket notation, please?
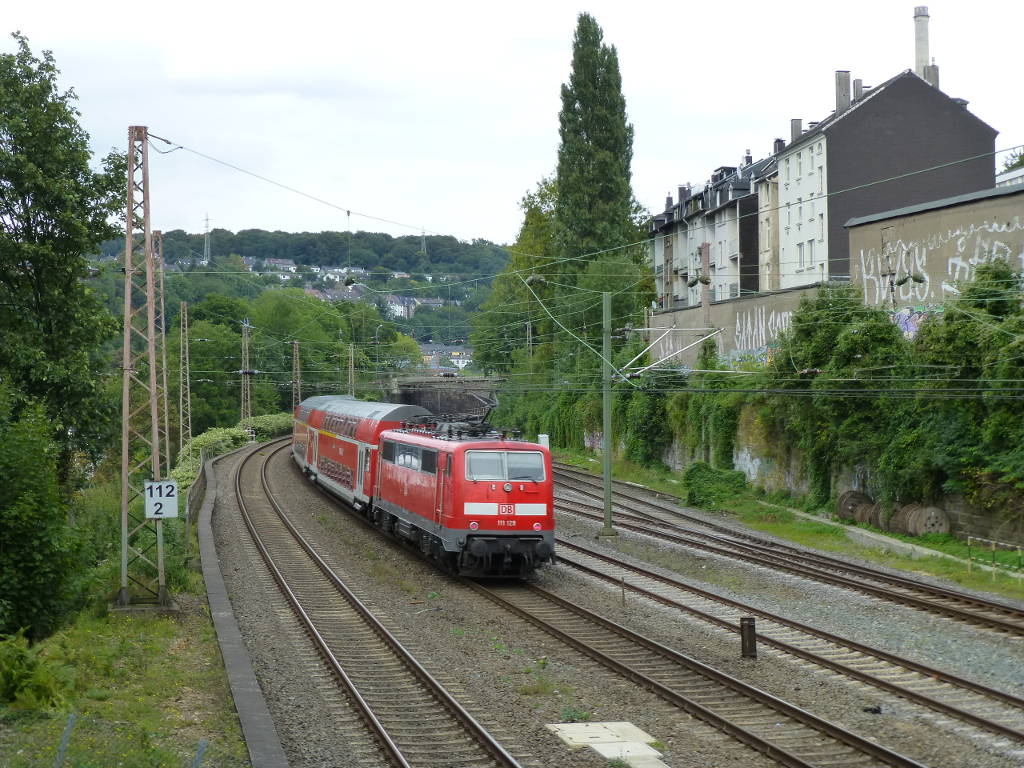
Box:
[777, 135, 829, 288]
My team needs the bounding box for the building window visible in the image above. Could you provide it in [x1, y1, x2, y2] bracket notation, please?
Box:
[797, 154, 802, 177]
[819, 213, 824, 241]
[817, 142, 822, 154]
[807, 239, 815, 265]
[818, 166, 823, 195]
[797, 242, 805, 269]
[785, 158, 790, 181]
[786, 203, 791, 226]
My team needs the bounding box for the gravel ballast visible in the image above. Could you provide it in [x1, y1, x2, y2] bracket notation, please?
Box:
[211, 444, 1024, 767]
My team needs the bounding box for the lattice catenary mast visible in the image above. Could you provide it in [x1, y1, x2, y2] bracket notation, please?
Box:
[291, 340, 301, 410]
[154, 230, 172, 476]
[179, 301, 192, 455]
[240, 318, 254, 440]
[118, 126, 168, 606]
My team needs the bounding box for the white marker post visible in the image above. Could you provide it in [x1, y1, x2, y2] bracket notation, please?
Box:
[144, 480, 179, 519]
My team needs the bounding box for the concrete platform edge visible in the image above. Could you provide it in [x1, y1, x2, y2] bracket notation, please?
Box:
[198, 444, 290, 768]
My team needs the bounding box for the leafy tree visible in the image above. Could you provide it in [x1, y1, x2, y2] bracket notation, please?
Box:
[0, 34, 126, 485]
[0, 385, 74, 639]
[1001, 149, 1023, 172]
[472, 178, 557, 373]
[554, 14, 637, 273]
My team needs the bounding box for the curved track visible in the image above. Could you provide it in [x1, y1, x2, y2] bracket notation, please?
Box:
[553, 464, 1024, 636]
[467, 579, 927, 768]
[554, 536, 1024, 744]
[234, 441, 521, 768]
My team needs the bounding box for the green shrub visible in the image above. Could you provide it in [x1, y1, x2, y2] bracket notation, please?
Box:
[683, 462, 748, 509]
[240, 412, 294, 441]
[0, 389, 75, 639]
[0, 630, 71, 709]
[170, 427, 250, 489]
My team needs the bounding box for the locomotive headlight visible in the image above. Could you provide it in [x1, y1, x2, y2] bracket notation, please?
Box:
[532, 522, 542, 531]
[469, 521, 479, 530]
[503, 482, 513, 492]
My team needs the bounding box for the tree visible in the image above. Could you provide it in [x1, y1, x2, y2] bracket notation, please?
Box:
[554, 14, 636, 273]
[0, 34, 125, 486]
[1002, 149, 1024, 173]
[471, 178, 557, 373]
[0, 385, 74, 639]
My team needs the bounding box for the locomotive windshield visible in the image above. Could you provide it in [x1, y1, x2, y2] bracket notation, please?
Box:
[465, 450, 545, 482]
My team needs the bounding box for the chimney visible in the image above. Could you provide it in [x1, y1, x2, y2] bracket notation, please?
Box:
[744, 149, 753, 166]
[835, 70, 851, 112]
[915, 7, 941, 88]
[773, 138, 786, 155]
[665, 193, 673, 212]
[914, 7, 930, 79]
[790, 119, 802, 142]
[853, 78, 864, 100]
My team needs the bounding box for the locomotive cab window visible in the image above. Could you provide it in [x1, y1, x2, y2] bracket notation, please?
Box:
[396, 444, 421, 470]
[382, 440, 396, 463]
[421, 449, 437, 475]
[507, 451, 545, 481]
[465, 450, 545, 482]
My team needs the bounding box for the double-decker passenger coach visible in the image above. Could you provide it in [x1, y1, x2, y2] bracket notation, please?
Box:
[293, 395, 555, 577]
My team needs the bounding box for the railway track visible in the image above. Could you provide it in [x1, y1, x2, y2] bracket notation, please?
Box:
[467, 579, 927, 768]
[234, 441, 521, 768]
[553, 463, 1024, 636]
[554, 535, 1024, 745]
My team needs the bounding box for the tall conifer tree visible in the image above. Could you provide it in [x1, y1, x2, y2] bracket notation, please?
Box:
[554, 14, 635, 273]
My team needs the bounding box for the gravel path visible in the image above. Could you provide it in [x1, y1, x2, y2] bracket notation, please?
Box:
[212, 444, 1024, 767]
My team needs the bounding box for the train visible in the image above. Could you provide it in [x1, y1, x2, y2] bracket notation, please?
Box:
[291, 395, 555, 577]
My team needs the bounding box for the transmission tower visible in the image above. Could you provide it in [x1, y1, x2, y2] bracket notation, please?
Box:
[203, 213, 211, 263]
[291, 340, 301, 409]
[154, 230, 172, 476]
[118, 125, 167, 607]
[179, 302, 193, 455]
[240, 319, 254, 440]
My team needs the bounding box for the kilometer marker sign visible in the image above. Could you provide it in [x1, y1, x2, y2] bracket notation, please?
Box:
[144, 480, 179, 519]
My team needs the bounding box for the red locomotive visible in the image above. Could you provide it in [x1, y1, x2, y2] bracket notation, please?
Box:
[292, 395, 555, 577]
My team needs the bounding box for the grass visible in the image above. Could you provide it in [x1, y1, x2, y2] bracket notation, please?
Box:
[554, 450, 1024, 602]
[556, 449, 688, 500]
[560, 703, 591, 722]
[0, 601, 248, 768]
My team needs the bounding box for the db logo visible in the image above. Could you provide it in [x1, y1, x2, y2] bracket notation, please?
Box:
[498, 504, 514, 515]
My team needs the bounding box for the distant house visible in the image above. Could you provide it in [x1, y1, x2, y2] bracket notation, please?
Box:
[386, 295, 416, 319]
[323, 269, 347, 283]
[996, 166, 1024, 187]
[392, 271, 411, 280]
[265, 258, 297, 273]
[414, 297, 445, 311]
[241, 257, 256, 272]
[324, 266, 367, 283]
[419, 343, 473, 370]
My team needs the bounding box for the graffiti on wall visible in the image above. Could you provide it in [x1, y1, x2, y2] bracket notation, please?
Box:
[889, 306, 939, 339]
[858, 215, 1024, 305]
[732, 305, 794, 360]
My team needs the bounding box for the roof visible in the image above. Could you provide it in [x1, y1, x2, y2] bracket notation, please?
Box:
[781, 70, 907, 153]
[300, 395, 430, 422]
[845, 183, 1024, 228]
[782, 70, 995, 155]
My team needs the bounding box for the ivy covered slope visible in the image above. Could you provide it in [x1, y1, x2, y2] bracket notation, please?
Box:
[494, 262, 1022, 536]
[752, 262, 1021, 518]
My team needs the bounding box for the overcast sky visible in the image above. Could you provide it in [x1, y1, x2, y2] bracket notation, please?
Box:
[7, 1, 1022, 246]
